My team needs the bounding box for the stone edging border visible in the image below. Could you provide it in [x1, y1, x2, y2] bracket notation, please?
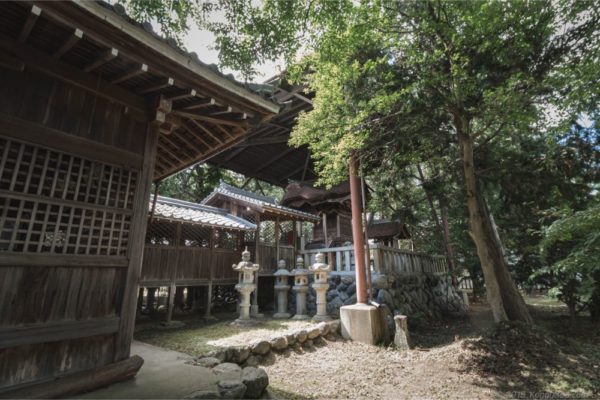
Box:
[194, 320, 341, 368]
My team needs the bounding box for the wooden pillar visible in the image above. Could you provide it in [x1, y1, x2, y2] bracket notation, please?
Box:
[146, 288, 157, 313]
[166, 284, 176, 323]
[174, 287, 185, 310]
[322, 212, 328, 247]
[206, 228, 215, 317]
[136, 287, 144, 313]
[114, 98, 167, 361]
[336, 214, 341, 238]
[299, 221, 306, 251]
[205, 283, 213, 317]
[275, 216, 280, 261]
[292, 220, 299, 257]
[166, 223, 182, 323]
[349, 156, 368, 304]
[251, 212, 261, 315]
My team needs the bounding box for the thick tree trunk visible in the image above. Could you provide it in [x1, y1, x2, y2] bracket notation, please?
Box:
[458, 125, 532, 324]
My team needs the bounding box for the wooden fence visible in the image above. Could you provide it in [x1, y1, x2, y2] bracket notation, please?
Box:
[300, 243, 448, 275]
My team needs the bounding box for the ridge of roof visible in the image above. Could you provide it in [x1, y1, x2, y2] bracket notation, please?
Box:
[217, 181, 278, 204]
[202, 182, 319, 221]
[150, 194, 256, 230]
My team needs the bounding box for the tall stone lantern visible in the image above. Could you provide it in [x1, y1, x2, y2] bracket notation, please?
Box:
[232, 247, 259, 322]
[310, 252, 332, 322]
[291, 256, 310, 320]
[273, 259, 291, 319]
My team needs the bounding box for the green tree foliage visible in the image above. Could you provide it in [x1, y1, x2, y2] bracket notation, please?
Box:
[535, 205, 600, 321]
[121, 0, 599, 323]
[156, 164, 238, 203]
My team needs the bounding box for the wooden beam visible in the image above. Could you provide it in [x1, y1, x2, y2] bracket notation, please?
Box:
[54, 28, 84, 59]
[171, 110, 249, 128]
[166, 89, 196, 101]
[255, 147, 296, 172]
[183, 97, 216, 110]
[214, 123, 235, 140]
[175, 125, 209, 153]
[154, 131, 249, 181]
[0, 253, 128, 267]
[110, 63, 148, 85]
[1, 355, 143, 399]
[0, 53, 24, 71]
[210, 106, 233, 116]
[179, 122, 211, 149]
[0, 34, 148, 115]
[279, 164, 308, 183]
[189, 119, 224, 144]
[0, 112, 143, 168]
[0, 316, 120, 349]
[138, 77, 174, 95]
[160, 132, 196, 160]
[157, 136, 189, 165]
[18, 5, 42, 43]
[84, 47, 118, 72]
[301, 150, 311, 181]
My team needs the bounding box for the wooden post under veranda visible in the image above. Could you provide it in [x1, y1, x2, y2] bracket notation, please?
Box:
[349, 155, 368, 304]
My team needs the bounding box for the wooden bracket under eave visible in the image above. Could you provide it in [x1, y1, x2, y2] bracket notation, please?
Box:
[153, 96, 172, 124]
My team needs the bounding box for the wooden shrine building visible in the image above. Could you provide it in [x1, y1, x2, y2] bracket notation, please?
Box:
[0, 1, 278, 396]
[202, 182, 319, 274]
[202, 182, 318, 311]
[282, 182, 411, 248]
[141, 196, 255, 321]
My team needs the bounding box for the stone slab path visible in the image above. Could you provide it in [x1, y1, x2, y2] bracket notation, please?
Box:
[76, 341, 217, 399]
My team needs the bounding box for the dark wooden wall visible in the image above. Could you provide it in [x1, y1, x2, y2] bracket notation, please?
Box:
[141, 220, 240, 286]
[0, 65, 152, 390]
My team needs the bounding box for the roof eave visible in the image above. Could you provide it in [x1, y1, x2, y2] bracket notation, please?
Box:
[71, 1, 280, 115]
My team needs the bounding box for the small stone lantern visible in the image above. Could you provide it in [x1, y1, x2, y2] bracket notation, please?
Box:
[291, 256, 310, 320]
[232, 247, 259, 321]
[310, 252, 332, 322]
[273, 259, 291, 319]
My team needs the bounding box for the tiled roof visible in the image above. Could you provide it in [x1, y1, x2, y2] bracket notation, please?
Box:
[149, 195, 256, 231]
[202, 182, 320, 222]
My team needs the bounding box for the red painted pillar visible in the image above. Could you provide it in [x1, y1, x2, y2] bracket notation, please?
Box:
[349, 156, 368, 304]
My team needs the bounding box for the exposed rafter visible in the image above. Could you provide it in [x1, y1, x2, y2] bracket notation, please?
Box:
[18, 5, 42, 43]
[110, 63, 148, 85]
[84, 48, 118, 72]
[53, 28, 83, 59]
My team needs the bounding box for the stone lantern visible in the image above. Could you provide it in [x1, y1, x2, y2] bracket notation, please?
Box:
[232, 247, 259, 321]
[273, 259, 291, 319]
[291, 256, 310, 320]
[310, 252, 332, 322]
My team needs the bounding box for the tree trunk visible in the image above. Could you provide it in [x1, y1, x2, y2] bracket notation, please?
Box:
[458, 123, 532, 324]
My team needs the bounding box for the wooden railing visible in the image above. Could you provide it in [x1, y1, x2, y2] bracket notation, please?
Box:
[300, 243, 448, 275]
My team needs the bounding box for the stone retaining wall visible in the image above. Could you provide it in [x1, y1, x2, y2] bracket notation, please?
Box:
[287, 272, 468, 320]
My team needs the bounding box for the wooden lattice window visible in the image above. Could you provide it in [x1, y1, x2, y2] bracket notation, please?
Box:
[181, 224, 211, 248]
[215, 230, 239, 250]
[260, 220, 276, 245]
[0, 137, 137, 256]
[145, 220, 177, 246]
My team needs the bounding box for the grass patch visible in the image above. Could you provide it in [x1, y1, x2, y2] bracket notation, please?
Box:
[134, 314, 311, 356]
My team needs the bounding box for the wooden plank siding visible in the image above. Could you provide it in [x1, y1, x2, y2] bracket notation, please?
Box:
[0, 64, 150, 390]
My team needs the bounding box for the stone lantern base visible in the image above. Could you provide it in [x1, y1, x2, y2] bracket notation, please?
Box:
[311, 314, 331, 322]
[273, 311, 291, 319]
